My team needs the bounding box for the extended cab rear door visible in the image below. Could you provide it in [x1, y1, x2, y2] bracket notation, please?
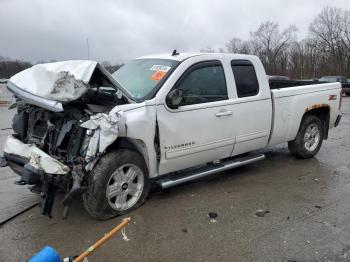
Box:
[156, 57, 236, 175]
[229, 58, 272, 155]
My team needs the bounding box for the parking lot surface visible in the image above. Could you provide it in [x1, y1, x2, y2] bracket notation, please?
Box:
[0, 97, 349, 262]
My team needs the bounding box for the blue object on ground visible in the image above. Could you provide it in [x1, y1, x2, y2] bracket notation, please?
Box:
[28, 246, 61, 262]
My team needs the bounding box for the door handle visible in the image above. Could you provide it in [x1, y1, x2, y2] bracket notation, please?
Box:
[215, 110, 233, 117]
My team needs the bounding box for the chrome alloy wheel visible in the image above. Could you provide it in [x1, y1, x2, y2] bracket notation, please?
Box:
[106, 164, 144, 211]
[304, 123, 320, 152]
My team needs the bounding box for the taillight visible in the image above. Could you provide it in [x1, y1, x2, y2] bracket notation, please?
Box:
[339, 90, 343, 110]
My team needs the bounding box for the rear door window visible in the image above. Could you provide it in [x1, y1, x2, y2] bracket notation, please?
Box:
[231, 60, 259, 98]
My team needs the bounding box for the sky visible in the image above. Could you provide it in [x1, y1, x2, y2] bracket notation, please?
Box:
[0, 0, 350, 64]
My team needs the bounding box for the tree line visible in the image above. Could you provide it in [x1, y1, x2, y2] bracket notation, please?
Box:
[1, 6, 349, 80]
[201, 6, 350, 79]
[0, 57, 32, 79]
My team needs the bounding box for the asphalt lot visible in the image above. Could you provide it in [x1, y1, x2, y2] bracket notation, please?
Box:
[0, 97, 349, 262]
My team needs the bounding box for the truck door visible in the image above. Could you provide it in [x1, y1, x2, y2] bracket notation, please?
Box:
[156, 60, 236, 175]
[230, 59, 272, 155]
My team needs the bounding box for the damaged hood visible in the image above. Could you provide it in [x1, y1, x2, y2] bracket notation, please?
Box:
[9, 60, 97, 102]
[7, 60, 131, 111]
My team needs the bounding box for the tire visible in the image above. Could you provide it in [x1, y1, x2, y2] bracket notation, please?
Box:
[83, 149, 150, 220]
[288, 115, 324, 159]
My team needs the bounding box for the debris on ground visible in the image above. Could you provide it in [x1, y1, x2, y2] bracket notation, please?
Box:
[313, 178, 319, 182]
[121, 227, 130, 242]
[306, 240, 311, 244]
[208, 212, 218, 223]
[255, 209, 270, 217]
[182, 228, 188, 233]
[314, 205, 322, 209]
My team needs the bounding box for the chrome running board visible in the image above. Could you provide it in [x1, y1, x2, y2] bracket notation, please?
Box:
[157, 152, 265, 189]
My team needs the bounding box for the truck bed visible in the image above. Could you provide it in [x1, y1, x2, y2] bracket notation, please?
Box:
[269, 79, 320, 89]
[268, 82, 342, 146]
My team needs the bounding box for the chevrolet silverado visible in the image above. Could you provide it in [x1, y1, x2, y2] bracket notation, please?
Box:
[0, 52, 342, 219]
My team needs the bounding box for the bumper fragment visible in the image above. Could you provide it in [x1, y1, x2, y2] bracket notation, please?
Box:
[335, 114, 342, 127]
[2, 136, 72, 217]
[3, 135, 70, 175]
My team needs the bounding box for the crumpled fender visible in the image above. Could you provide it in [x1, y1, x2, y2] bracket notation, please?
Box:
[80, 106, 126, 170]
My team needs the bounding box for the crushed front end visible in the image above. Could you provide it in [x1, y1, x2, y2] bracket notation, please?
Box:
[1, 60, 129, 217]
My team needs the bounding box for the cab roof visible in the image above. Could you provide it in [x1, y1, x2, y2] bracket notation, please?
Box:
[138, 52, 201, 61]
[138, 52, 257, 62]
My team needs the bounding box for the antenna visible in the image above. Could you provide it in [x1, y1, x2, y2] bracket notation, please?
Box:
[86, 38, 90, 60]
[172, 49, 179, 56]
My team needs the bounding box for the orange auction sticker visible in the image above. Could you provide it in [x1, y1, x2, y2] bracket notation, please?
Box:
[150, 70, 167, 81]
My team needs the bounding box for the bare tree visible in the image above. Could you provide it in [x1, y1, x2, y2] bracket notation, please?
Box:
[214, 7, 350, 79]
[226, 37, 241, 53]
[309, 6, 350, 76]
[249, 21, 297, 74]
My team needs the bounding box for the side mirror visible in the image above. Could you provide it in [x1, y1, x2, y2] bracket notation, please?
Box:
[166, 89, 183, 109]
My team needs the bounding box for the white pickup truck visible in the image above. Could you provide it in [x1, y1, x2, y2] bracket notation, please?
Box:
[1, 52, 342, 219]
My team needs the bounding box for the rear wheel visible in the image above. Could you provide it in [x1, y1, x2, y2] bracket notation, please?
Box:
[288, 115, 324, 158]
[83, 149, 150, 220]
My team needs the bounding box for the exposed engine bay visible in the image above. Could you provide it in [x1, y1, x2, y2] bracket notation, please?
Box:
[11, 86, 125, 165]
[1, 61, 130, 217]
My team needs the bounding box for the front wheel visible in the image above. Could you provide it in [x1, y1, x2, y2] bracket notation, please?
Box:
[288, 115, 324, 158]
[83, 149, 150, 220]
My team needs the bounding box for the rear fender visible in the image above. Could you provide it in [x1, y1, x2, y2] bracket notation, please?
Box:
[302, 105, 330, 139]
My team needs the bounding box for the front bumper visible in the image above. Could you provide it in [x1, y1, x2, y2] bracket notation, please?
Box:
[2, 152, 68, 186]
[2, 135, 72, 217]
[3, 135, 70, 175]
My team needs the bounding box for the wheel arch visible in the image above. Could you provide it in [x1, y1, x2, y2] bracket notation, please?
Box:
[106, 137, 150, 173]
[302, 105, 330, 139]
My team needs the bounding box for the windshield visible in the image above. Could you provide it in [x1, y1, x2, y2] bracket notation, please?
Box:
[112, 59, 179, 100]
